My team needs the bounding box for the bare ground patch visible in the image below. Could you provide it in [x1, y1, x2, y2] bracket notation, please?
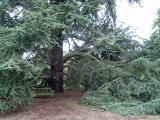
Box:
[0, 90, 148, 120]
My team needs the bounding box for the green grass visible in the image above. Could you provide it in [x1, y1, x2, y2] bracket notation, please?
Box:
[32, 88, 54, 97]
[142, 116, 160, 120]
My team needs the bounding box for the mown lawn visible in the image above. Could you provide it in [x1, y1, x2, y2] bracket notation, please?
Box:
[142, 116, 160, 120]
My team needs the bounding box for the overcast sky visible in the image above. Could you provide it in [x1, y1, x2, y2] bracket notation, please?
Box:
[117, 0, 160, 40]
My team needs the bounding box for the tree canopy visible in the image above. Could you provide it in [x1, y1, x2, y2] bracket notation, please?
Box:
[3, 0, 160, 116]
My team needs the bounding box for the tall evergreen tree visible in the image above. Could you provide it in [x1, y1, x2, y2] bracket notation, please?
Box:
[0, 0, 141, 111]
[1, 0, 118, 93]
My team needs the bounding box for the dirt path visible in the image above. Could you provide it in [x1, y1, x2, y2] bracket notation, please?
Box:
[0, 90, 147, 120]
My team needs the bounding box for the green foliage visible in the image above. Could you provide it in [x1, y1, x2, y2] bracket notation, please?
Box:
[144, 8, 160, 60]
[0, 58, 34, 111]
[65, 56, 160, 115]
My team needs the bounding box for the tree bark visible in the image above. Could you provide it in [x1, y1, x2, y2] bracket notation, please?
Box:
[50, 33, 64, 93]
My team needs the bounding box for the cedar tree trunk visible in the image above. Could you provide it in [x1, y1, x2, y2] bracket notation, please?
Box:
[50, 33, 64, 93]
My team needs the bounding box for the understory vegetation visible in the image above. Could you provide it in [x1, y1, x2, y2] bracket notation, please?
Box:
[77, 58, 160, 115]
[65, 25, 160, 115]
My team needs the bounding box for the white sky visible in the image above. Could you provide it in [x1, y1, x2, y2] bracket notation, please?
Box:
[117, 0, 160, 40]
